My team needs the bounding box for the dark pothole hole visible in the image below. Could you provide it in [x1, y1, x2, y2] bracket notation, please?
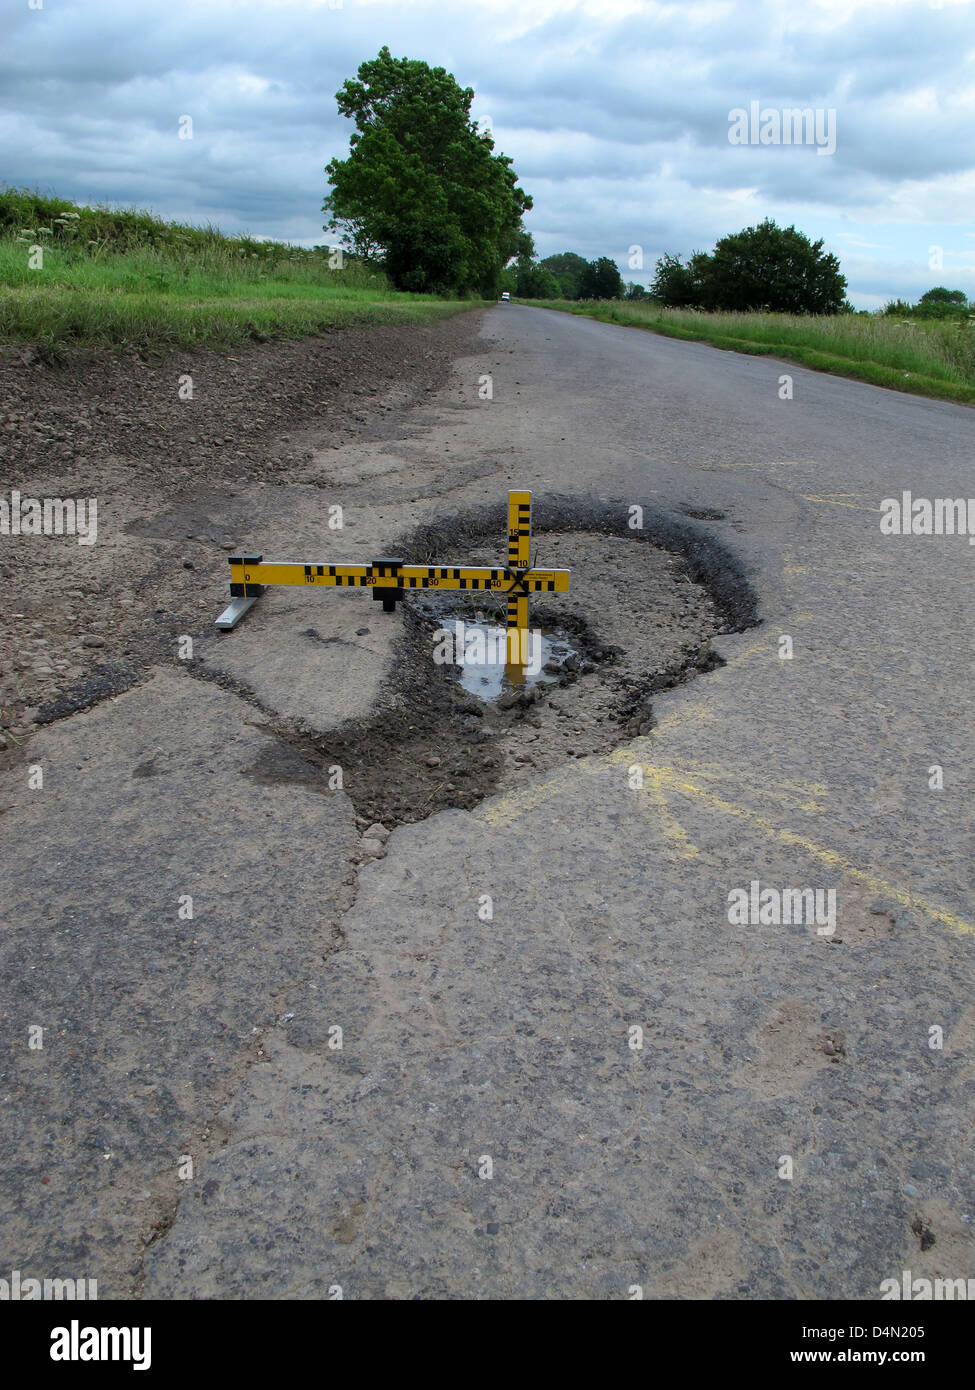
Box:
[266, 495, 758, 829]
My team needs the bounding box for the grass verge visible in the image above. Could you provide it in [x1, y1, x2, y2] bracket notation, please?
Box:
[0, 282, 479, 353]
[0, 189, 483, 351]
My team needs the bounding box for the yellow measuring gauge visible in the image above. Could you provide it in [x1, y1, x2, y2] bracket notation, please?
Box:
[215, 489, 569, 687]
[228, 560, 569, 593]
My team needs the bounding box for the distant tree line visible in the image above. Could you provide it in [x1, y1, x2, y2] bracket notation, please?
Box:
[882, 287, 972, 320]
[508, 220, 851, 314]
[500, 251, 627, 301]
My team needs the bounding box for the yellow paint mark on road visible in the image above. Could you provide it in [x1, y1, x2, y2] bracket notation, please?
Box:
[641, 774, 700, 860]
[799, 494, 884, 514]
[479, 597, 969, 935]
[628, 760, 974, 936]
[652, 703, 719, 736]
[660, 759, 829, 815]
[482, 747, 972, 937]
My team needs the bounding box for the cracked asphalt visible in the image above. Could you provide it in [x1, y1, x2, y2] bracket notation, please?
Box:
[2, 304, 973, 1299]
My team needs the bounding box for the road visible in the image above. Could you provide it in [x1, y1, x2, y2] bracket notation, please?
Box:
[3, 304, 973, 1298]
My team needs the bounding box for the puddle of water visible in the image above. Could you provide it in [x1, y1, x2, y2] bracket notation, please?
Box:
[438, 618, 576, 702]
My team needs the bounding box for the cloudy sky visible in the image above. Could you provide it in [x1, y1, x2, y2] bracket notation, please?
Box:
[3, 0, 973, 308]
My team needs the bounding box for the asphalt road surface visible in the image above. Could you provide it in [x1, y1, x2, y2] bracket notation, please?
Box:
[3, 304, 973, 1299]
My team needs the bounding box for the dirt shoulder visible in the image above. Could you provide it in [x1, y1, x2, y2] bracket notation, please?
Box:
[0, 311, 485, 755]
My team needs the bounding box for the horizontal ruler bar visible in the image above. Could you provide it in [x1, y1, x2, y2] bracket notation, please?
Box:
[230, 561, 570, 593]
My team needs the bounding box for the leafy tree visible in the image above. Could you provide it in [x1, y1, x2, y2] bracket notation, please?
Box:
[919, 287, 967, 305]
[512, 254, 534, 296]
[649, 252, 697, 306]
[539, 251, 589, 300]
[579, 256, 624, 300]
[508, 228, 535, 264]
[700, 220, 846, 313]
[532, 268, 562, 299]
[883, 288, 970, 320]
[513, 256, 561, 298]
[687, 252, 714, 304]
[651, 222, 846, 313]
[323, 47, 532, 296]
[881, 298, 914, 316]
[623, 281, 648, 301]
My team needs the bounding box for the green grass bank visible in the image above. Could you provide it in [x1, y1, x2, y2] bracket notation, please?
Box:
[0, 188, 481, 352]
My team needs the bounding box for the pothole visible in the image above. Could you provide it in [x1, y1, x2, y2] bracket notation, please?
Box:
[274, 494, 758, 829]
